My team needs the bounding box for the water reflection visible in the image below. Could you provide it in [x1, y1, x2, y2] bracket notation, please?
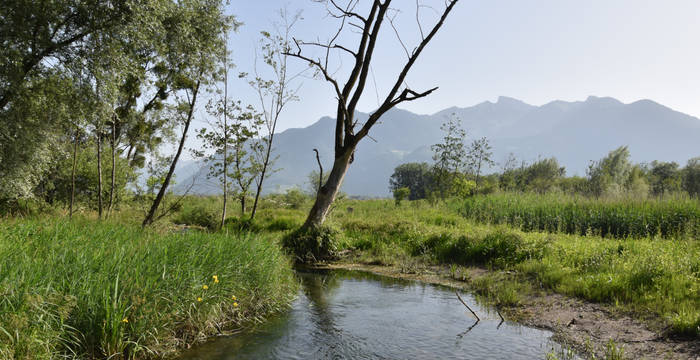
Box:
[178, 269, 564, 360]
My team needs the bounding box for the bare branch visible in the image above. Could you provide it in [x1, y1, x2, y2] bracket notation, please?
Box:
[387, 8, 411, 59]
[328, 0, 368, 23]
[297, 40, 357, 57]
[313, 148, 323, 194]
[456, 290, 480, 321]
[355, 0, 459, 142]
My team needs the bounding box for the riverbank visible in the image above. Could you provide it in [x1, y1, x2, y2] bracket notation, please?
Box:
[254, 198, 699, 359]
[316, 261, 699, 360]
[0, 218, 298, 359]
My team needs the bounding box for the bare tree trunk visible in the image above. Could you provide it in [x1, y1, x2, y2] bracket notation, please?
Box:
[96, 130, 103, 219]
[142, 80, 201, 228]
[108, 118, 116, 216]
[286, 0, 459, 231]
[240, 195, 245, 216]
[302, 149, 352, 228]
[69, 128, 79, 218]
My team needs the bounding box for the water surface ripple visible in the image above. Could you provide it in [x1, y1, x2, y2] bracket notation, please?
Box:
[178, 269, 562, 359]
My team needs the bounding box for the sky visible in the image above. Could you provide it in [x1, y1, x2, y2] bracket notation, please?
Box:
[207, 0, 700, 134]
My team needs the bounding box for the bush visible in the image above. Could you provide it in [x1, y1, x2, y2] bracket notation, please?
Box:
[173, 204, 219, 230]
[393, 187, 410, 206]
[266, 217, 301, 232]
[282, 225, 340, 263]
[225, 216, 262, 233]
[283, 188, 308, 209]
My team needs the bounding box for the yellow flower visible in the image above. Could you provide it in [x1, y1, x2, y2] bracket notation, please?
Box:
[197, 297, 203, 302]
[233, 302, 239, 307]
[202, 285, 209, 290]
[122, 318, 129, 323]
[231, 295, 237, 301]
[212, 275, 219, 283]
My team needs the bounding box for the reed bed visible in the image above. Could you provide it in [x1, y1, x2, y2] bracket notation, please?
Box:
[0, 218, 297, 359]
[458, 193, 700, 239]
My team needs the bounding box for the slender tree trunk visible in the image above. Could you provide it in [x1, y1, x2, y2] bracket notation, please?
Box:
[302, 149, 353, 229]
[221, 159, 227, 229]
[96, 131, 103, 219]
[250, 131, 274, 220]
[142, 80, 201, 228]
[220, 42, 229, 230]
[240, 195, 245, 216]
[69, 128, 79, 218]
[108, 118, 116, 216]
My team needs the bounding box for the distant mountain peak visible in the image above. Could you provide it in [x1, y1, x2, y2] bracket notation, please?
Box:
[497, 96, 528, 105]
[585, 95, 623, 106]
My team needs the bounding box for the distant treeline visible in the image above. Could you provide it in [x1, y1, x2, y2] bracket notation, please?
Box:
[390, 146, 700, 200]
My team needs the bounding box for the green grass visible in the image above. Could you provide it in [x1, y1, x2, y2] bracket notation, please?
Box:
[459, 193, 700, 239]
[253, 198, 699, 338]
[0, 218, 298, 359]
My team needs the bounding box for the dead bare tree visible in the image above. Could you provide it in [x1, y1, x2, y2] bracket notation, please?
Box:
[285, 0, 459, 229]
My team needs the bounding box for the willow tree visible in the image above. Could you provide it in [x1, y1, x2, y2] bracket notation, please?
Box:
[286, 0, 460, 229]
[142, 0, 232, 227]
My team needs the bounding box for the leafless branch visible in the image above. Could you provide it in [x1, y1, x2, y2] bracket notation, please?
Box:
[456, 290, 480, 321]
[313, 148, 323, 194]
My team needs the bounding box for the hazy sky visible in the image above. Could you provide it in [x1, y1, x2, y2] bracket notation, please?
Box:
[217, 0, 700, 133]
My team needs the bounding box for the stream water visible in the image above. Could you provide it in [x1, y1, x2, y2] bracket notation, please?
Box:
[178, 269, 566, 359]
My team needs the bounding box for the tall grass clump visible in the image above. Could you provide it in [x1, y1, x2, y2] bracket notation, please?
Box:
[459, 193, 700, 239]
[0, 218, 297, 359]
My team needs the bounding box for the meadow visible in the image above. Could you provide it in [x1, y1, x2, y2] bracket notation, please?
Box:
[1, 192, 698, 360]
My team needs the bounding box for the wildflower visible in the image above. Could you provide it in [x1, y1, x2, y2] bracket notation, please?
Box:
[202, 285, 209, 290]
[122, 318, 128, 323]
[212, 275, 219, 283]
[233, 302, 239, 307]
[231, 295, 237, 301]
[197, 297, 203, 302]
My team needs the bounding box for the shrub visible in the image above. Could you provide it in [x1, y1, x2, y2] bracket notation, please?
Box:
[266, 217, 300, 232]
[225, 216, 262, 233]
[283, 188, 308, 209]
[173, 204, 219, 230]
[393, 187, 410, 206]
[282, 225, 340, 263]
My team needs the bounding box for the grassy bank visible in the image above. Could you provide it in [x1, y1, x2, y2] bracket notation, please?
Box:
[459, 193, 700, 239]
[249, 198, 700, 338]
[0, 218, 298, 359]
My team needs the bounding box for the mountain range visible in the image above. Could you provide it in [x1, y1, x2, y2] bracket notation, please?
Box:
[176, 96, 700, 197]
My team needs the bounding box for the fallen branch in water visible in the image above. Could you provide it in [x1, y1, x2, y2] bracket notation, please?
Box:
[456, 321, 479, 338]
[456, 290, 480, 321]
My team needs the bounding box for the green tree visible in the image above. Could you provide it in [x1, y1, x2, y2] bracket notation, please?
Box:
[393, 187, 410, 206]
[683, 157, 700, 197]
[389, 162, 433, 200]
[142, 0, 232, 227]
[248, 9, 303, 220]
[587, 146, 634, 197]
[649, 161, 682, 196]
[466, 136, 495, 190]
[431, 113, 467, 200]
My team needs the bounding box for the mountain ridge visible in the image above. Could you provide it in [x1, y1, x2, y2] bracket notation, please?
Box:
[177, 96, 700, 196]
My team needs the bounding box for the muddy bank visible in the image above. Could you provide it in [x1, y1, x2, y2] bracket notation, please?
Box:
[313, 262, 700, 360]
